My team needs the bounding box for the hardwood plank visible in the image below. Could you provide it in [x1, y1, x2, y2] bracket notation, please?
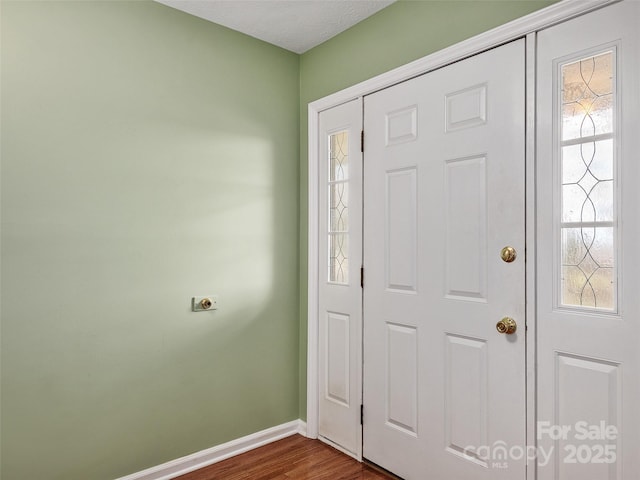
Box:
[175, 435, 396, 480]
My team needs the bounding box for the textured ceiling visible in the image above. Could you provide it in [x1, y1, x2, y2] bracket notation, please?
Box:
[155, 0, 396, 54]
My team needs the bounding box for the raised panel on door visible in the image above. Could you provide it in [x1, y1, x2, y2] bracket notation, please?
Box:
[445, 334, 488, 465]
[554, 353, 621, 479]
[385, 168, 417, 292]
[325, 312, 350, 406]
[444, 155, 488, 301]
[537, 2, 640, 479]
[386, 323, 418, 435]
[363, 39, 526, 480]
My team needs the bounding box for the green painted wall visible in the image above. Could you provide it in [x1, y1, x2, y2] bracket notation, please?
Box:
[0, 1, 299, 479]
[1, 0, 562, 478]
[297, 0, 557, 418]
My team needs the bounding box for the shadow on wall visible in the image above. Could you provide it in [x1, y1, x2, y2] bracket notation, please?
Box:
[0, 1, 300, 479]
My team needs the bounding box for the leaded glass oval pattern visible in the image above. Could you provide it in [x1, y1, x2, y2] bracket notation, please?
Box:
[559, 50, 617, 311]
[328, 131, 349, 284]
[562, 52, 614, 141]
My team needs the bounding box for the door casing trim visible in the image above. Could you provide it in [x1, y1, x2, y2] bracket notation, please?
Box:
[306, 1, 618, 473]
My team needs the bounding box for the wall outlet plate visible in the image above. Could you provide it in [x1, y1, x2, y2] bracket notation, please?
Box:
[192, 295, 218, 312]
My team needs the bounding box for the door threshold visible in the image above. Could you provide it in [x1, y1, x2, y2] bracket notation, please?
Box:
[363, 458, 405, 480]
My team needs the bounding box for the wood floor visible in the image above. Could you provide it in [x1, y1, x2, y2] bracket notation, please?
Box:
[175, 434, 397, 480]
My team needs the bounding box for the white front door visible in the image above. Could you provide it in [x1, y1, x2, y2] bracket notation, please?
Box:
[536, 2, 640, 479]
[317, 99, 363, 456]
[363, 40, 526, 479]
[363, 40, 526, 480]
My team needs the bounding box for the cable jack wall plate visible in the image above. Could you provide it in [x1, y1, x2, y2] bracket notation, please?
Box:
[192, 296, 218, 312]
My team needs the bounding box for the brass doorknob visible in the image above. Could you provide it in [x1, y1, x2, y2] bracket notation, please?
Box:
[496, 317, 517, 334]
[500, 246, 517, 263]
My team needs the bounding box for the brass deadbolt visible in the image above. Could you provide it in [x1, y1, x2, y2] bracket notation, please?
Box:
[200, 298, 213, 310]
[500, 246, 517, 263]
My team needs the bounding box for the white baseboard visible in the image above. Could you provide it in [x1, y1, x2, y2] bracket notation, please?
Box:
[116, 419, 305, 480]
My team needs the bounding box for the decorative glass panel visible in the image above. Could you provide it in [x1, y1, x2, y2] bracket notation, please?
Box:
[330, 131, 349, 181]
[329, 233, 349, 284]
[561, 228, 615, 309]
[328, 131, 349, 284]
[561, 140, 614, 223]
[330, 182, 349, 232]
[559, 51, 616, 311]
[561, 52, 614, 141]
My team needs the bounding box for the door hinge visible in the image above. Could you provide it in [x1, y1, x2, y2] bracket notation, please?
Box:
[360, 130, 364, 153]
[360, 266, 364, 288]
[360, 404, 364, 425]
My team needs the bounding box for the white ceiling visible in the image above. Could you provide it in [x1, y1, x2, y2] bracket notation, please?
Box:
[155, 0, 396, 54]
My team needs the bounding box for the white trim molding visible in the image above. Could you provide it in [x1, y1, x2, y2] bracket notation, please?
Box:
[308, 0, 615, 114]
[306, 0, 616, 448]
[306, 101, 320, 440]
[115, 420, 305, 480]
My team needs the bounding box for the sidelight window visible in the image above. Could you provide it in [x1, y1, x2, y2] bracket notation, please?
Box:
[558, 50, 617, 311]
[328, 131, 349, 284]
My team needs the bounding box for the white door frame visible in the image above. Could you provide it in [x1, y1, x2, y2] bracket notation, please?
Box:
[306, 0, 615, 472]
